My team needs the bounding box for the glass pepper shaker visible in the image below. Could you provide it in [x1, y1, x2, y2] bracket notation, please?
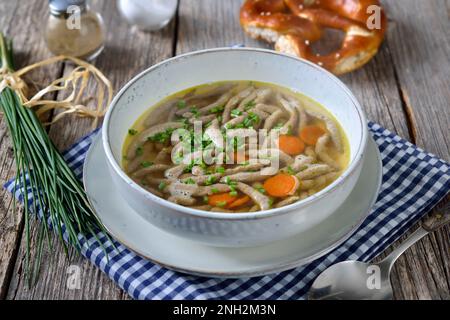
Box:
[45, 0, 105, 60]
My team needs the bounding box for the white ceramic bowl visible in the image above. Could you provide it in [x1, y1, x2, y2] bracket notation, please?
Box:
[102, 48, 368, 247]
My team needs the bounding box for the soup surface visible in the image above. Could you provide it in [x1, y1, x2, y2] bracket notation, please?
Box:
[123, 81, 349, 213]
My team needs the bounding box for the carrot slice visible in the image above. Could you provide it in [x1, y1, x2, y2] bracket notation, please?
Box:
[227, 195, 251, 209]
[208, 193, 238, 207]
[278, 135, 305, 155]
[263, 174, 298, 197]
[300, 125, 327, 146]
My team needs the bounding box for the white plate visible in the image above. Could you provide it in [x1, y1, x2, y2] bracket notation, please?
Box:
[83, 135, 382, 278]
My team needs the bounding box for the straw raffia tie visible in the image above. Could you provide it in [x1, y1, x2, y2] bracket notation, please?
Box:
[0, 55, 113, 129]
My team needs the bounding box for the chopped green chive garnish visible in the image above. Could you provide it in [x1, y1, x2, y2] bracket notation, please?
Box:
[229, 190, 238, 196]
[216, 201, 227, 208]
[254, 183, 266, 194]
[136, 146, 144, 156]
[158, 182, 167, 191]
[215, 166, 225, 174]
[224, 177, 237, 186]
[211, 187, 219, 194]
[184, 178, 195, 184]
[209, 105, 224, 114]
[273, 122, 284, 130]
[242, 112, 260, 128]
[177, 100, 187, 109]
[203, 196, 209, 203]
[230, 109, 242, 118]
[190, 106, 200, 117]
[287, 125, 294, 135]
[148, 128, 175, 143]
[205, 175, 217, 186]
[128, 129, 138, 136]
[244, 100, 256, 111]
[287, 166, 295, 175]
[268, 198, 274, 208]
[141, 161, 154, 168]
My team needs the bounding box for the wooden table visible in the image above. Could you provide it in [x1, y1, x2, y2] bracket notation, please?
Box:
[0, 0, 448, 300]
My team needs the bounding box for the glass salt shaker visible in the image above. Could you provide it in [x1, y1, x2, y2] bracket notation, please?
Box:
[117, 0, 178, 31]
[45, 0, 105, 60]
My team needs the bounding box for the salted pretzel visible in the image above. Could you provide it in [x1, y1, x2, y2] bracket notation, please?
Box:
[240, 0, 387, 74]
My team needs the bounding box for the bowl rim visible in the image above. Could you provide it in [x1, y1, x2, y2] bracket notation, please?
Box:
[102, 47, 368, 221]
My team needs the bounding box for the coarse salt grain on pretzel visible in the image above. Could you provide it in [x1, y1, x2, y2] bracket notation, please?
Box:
[240, 0, 387, 75]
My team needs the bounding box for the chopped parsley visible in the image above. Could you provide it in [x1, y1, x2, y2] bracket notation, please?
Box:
[135, 146, 144, 156]
[229, 190, 238, 196]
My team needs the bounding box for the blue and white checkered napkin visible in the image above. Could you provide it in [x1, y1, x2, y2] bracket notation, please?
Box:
[4, 122, 450, 299]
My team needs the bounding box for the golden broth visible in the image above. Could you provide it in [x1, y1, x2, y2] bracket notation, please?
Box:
[122, 81, 350, 212]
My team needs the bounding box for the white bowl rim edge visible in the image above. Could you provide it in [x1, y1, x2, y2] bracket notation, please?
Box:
[102, 47, 368, 221]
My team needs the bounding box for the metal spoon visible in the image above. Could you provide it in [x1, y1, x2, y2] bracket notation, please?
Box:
[308, 202, 449, 300]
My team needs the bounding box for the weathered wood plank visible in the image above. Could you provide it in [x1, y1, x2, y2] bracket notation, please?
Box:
[177, 0, 449, 300]
[6, 0, 175, 299]
[384, 0, 450, 160]
[177, 0, 270, 53]
[0, 0, 66, 299]
[379, 0, 450, 300]
[2, 0, 448, 300]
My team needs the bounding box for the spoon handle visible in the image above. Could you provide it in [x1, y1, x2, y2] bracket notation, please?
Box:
[379, 202, 449, 272]
[378, 227, 428, 273]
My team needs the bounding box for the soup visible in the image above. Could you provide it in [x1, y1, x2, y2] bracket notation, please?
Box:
[123, 81, 350, 213]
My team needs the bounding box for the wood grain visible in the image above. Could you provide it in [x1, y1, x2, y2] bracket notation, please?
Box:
[379, 0, 450, 299]
[179, 0, 449, 300]
[0, 0, 66, 299]
[5, 0, 175, 299]
[0, 0, 448, 300]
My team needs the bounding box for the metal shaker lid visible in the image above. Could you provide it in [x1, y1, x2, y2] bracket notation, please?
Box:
[49, 0, 87, 13]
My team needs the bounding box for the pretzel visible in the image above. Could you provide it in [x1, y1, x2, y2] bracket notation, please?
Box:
[240, 0, 387, 74]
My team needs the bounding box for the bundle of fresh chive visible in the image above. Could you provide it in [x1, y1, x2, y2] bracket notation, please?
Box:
[0, 33, 108, 284]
